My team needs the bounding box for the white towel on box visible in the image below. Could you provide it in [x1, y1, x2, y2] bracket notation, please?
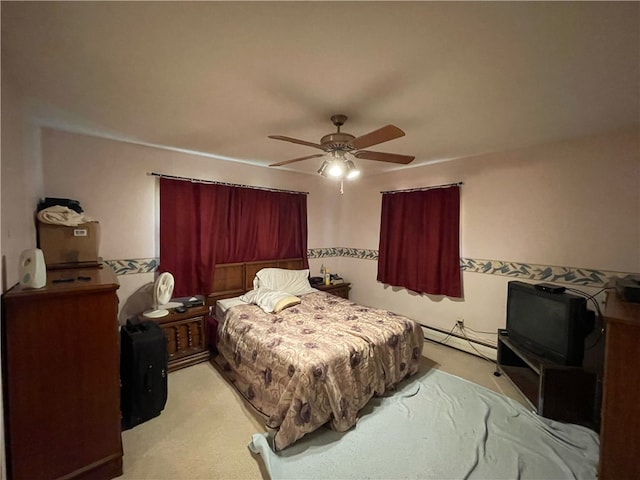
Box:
[37, 206, 93, 226]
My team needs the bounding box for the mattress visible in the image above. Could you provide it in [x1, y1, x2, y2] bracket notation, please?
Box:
[214, 296, 247, 324]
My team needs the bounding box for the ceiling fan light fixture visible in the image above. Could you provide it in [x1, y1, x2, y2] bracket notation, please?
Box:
[328, 160, 345, 178]
[345, 160, 360, 180]
[317, 160, 330, 177]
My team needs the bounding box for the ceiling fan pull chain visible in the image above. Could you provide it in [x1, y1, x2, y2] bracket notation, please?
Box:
[340, 179, 344, 195]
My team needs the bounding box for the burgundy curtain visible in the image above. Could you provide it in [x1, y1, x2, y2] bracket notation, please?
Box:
[159, 178, 308, 296]
[377, 185, 461, 297]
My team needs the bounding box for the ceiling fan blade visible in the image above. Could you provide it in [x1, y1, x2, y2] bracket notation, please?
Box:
[349, 125, 405, 150]
[269, 153, 325, 167]
[268, 135, 325, 150]
[353, 150, 415, 164]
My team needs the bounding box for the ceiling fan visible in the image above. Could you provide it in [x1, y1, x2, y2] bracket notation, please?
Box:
[268, 114, 414, 178]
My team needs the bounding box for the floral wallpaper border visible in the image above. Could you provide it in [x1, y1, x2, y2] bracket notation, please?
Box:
[106, 250, 635, 288]
[309, 247, 379, 260]
[458, 258, 630, 288]
[104, 258, 158, 275]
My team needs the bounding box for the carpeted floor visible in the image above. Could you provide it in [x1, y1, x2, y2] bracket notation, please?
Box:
[118, 341, 567, 479]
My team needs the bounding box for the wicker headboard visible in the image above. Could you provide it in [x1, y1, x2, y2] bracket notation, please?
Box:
[206, 258, 305, 307]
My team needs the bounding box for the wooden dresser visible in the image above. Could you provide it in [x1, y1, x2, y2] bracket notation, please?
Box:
[599, 291, 640, 480]
[2, 267, 123, 480]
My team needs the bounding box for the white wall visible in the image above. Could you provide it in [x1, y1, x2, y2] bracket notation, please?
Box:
[39, 129, 339, 312]
[33, 127, 640, 345]
[337, 129, 640, 346]
[1, 72, 47, 480]
[10, 123, 640, 343]
[1, 77, 44, 288]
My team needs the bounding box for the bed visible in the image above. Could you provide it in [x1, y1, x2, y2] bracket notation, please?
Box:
[208, 258, 425, 451]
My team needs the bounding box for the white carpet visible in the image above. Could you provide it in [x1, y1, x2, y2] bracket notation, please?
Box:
[249, 369, 599, 480]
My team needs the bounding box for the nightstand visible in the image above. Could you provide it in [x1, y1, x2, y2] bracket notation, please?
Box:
[315, 282, 351, 299]
[142, 305, 210, 372]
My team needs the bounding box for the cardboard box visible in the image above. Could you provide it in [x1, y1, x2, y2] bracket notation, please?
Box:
[38, 221, 100, 267]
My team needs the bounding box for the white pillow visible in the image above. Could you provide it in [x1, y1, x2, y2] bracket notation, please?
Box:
[255, 268, 317, 296]
[240, 288, 301, 314]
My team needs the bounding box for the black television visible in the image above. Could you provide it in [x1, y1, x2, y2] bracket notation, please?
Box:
[506, 281, 594, 366]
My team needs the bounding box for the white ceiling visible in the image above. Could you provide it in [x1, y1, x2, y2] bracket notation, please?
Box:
[2, 1, 638, 177]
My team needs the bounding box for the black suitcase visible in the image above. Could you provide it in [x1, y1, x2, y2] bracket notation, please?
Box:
[120, 320, 168, 430]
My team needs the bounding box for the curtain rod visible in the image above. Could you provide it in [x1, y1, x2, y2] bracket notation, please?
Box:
[380, 182, 463, 195]
[148, 172, 309, 195]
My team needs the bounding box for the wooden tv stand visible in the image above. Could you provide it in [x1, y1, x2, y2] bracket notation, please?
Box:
[496, 329, 599, 429]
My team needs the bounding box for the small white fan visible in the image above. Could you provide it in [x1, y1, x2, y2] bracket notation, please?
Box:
[143, 272, 176, 318]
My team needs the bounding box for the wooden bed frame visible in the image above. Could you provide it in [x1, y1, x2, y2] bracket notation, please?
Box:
[206, 257, 305, 307]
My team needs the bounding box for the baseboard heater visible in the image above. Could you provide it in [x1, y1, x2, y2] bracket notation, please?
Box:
[421, 325, 497, 362]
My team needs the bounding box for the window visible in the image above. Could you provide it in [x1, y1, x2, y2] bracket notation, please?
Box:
[159, 177, 308, 296]
[377, 185, 461, 297]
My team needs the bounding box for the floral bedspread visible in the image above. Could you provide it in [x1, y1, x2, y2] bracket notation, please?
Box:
[215, 291, 424, 450]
